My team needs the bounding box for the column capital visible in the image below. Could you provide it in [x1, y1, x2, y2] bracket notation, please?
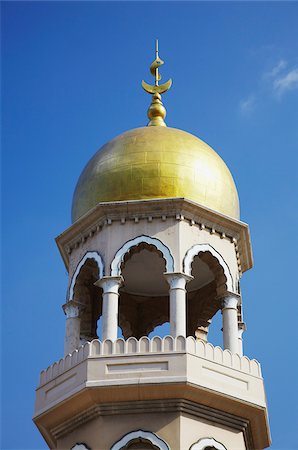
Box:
[94, 276, 123, 294]
[219, 292, 241, 310]
[164, 272, 193, 290]
[62, 300, 85, 318]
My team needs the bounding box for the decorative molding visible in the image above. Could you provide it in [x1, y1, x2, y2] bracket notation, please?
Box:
[95, 276, 123, 294]
[39, 336, 261, 386]
[189, 437, 227, 450]
[164, 272, 193, 290]
[55, 198, 252, 275]
[71, 444, 91, 450]
[110, 235, 174, 276]
[51, 398, 254, 450]
[110, 429, 169, 450]
[62, 300, 85, 318]
[221, 294, 240, 310]
[183, 244, 234, 292]
[68, 251, 104, 300]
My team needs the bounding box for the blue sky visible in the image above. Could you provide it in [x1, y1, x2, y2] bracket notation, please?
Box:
[1, 2, 298, 449]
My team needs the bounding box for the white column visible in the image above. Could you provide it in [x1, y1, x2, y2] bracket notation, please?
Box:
[62, 300, 84, 355]
[95, 276, 123, 341]
[164, 272, 193, 338]
[221, 294, 240, 354]
[238, 322, 246, 356]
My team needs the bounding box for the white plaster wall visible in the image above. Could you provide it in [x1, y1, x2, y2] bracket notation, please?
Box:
[57, 412, 180, 450]
[67, 218, 238, 292]
[178, 220, 238, 289]
[68, 219, 177, 283]
[180, 414, 246, 450]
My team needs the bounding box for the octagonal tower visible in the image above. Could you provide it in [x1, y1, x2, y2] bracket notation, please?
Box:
[33, 43, 270, 450]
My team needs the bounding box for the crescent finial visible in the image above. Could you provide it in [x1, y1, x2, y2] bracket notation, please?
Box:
[141, 40, 172, 127]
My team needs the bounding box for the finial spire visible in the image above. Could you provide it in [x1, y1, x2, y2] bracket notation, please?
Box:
[142, 40, 172, 127]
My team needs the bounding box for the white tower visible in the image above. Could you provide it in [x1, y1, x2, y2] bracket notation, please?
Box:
[34, 46, 270, 450]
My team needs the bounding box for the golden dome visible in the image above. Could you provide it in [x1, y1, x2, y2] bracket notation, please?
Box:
[71, 126, 240, 222]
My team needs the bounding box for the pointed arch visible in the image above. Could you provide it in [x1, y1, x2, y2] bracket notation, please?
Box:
[189, 437, 227, 450]
[110, 430, 170, 450]
[68, 251, 104, 300]
[110, 235, 174, 276]
[183, 243, 234, 292]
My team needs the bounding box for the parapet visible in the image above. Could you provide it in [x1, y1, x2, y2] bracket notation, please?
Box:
[39, 336, 261, 387]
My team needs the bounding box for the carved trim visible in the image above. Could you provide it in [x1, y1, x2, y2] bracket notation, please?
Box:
[110, 429, 169, 450]
[221, 294, 239, 310]
[39, 336, 261, 386]
[110, 235, 174, 276]
[62, 300, 85, 318]
[51, 399, 254, 449]
[95, 276, 123, 294]
[183, 244, 234, 292]
[56, 198, 252, 275]
[164, 272, 193, 290]
[69, 251, 104, 300]
[71, 444, 92, 450]
[189, 437, 227, 450]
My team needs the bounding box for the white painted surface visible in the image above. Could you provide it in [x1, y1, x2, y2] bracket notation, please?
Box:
[183, 243, 234, 292]
[164, 273, 193, 338]
[222, 295, 239, 354]
[39, 336, 262, 387]
[69, 251, 104, 300]
[201, 366, 248, 391]
[97, 277, 123, 341]
[110, 430, 169, 450]
[106, 361, 168, 373]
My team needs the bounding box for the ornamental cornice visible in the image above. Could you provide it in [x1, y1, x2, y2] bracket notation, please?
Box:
[56, 198, 253, 275]
[50, 398, 254, 450]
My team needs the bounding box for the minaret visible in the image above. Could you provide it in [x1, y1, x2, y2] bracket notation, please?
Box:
[34, 44, 271, 450]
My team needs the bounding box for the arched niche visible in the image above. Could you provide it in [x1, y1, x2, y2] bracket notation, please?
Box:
[69, 251, 104, 300]
[183, 244, 234, 340]
[183, 244, 233, 292]
[111, 235, 174, 276]
[110, 236, 174, 339]
[69, 251, 104, 342]
[111, 430, 170, 450]
[189, 437, 227, 450]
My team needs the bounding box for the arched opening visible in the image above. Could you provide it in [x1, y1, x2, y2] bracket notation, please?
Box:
[111, 430, 169, 450]
[71, 444, 91, 450]
[189, 437, 227, 450]
[72, 258, 102, 343]
[125, 439, 159, 449]
[185, 246, 231, 341]
[118, 242, 169, 339]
